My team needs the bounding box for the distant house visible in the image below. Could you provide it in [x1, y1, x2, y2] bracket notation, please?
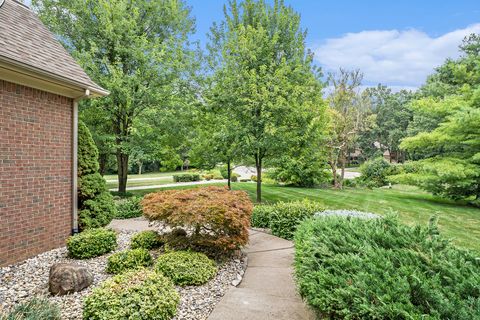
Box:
[0, 0, 108, 266]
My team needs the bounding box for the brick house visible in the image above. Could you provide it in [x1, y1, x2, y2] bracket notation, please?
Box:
[0, 0, 108, 266]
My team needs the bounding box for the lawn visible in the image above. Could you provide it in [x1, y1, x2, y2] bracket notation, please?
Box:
[104, 171, 178, 189]
[125, 182, 480, 252]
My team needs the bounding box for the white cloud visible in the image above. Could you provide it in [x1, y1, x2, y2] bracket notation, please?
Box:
[313, 24, 480, 87]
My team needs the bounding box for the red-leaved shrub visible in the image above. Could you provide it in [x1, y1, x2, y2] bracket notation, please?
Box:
[141, 187, 253, 254]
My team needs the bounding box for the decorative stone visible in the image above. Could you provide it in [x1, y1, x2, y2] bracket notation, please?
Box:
[49, 263, 93, 296]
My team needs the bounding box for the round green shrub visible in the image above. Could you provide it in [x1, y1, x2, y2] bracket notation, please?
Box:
[67, 228, 117, 259]
[130, 230, 163, 250]
[230, 173, 239, 182]
[2, 297, 61, 320]
[155, 251, 217, 286]
[83, 269, 179, 320]
[114, 196, 143, 219]
[106, 248, 153, 274]
[359, 157, 393, 188]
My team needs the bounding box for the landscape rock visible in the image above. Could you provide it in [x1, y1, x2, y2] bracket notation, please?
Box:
[49, 263, 93, 296]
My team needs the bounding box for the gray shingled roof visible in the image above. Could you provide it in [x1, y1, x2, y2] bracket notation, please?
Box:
[0, 0, 107, 95]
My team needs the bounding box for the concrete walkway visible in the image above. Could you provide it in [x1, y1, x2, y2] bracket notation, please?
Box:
[208, 230, 315, 320]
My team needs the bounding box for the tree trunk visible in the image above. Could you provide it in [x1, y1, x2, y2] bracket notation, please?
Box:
[138, 161, 142, 175]
[339, 151, 346, 189]
[99, 154, 107, 176]
[227, 159, 231, 190]
[117, 151, 129, 193]
[255, 156, 262, 203]
[330, 163, 339, 189]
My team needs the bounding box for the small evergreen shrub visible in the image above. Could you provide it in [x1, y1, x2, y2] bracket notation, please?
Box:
[230, 173, 239, 182]
[358, 157, 395, 188]
[130, 230, 164, 250]
[142, 187, 252, 254]
[250, 175, 257, 182]
[77, 121, 116, 231]
[250, 200, 324, 240]
[173, 173, 201, 182]
[83, 269, 179, 320]
[114, 196, 143, 219]
[155, 251, 217, 286]
[294, 215, 480, 319]
[106, 248, 153, 274]
[1, 297, 61, 320]
[67, 228, 117, 259]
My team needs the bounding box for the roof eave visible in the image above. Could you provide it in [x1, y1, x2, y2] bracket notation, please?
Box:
[0, 55, 109, 99]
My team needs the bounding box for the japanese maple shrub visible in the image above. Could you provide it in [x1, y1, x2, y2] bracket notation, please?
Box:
[141, 186, 253, 254]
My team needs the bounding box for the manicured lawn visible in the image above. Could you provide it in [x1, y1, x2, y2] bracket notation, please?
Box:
[125, 182, 480, 252]
[103, 171, 177, 181]
[104, 171, 181, 189]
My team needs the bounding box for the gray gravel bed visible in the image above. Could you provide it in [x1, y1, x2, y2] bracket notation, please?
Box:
[0, 231, 247, 320]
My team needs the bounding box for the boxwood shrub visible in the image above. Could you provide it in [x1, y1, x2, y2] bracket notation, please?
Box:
[155, 251, 217, 286]
[1, 297, 61, 320]
[172, 173, 200, 182]
[251, 200, 324, 240]
[67, 228, 117, 259]
[294, 215, 480, 319]
[106, 248, 153, 274]
[83, 269, 179, 320]
[130, 230, 164, 250]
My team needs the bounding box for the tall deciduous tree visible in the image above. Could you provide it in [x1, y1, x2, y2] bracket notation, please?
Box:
[34, 0, 196, 193]
[326, 69, 365, 188]
[207, 0, 325, 202]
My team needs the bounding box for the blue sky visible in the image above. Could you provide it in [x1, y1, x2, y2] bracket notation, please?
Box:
[27, 0, 480, 88]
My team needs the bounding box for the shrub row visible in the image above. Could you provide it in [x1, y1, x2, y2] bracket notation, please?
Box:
[251, 200, 324, 239]
[172, 173, 200, 182]
[294, 215, 480, 319]
[141, 187, 252, 254]
[67, 228, 117, 259]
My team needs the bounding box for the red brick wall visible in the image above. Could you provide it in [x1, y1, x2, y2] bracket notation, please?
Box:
[0, 80, 73, 266]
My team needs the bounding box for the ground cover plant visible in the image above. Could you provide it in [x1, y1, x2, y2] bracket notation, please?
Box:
[106, 248, 153, 274]
[155, 251, 217, 286]
[130, 230, 164, 250]
[294, 215, 480, 319]
[66, 228, 117, 259]
[83, 269, 179, 320]
[0, 297, 61, 320]
[251, 200, 325, 239]
[141, 186, 252, 254]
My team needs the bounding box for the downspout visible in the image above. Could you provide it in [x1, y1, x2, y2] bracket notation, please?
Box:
[72, 89, 90, 234]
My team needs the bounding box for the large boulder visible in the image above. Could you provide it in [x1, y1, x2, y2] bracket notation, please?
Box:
[49, 263, 93, 296]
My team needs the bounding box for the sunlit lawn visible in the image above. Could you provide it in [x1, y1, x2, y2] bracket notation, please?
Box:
[123, 182, 480, 252]
[104, 171, 179, 189]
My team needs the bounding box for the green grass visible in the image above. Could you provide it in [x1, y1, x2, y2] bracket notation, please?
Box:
[103, 171, 177, 181]
[125, 182, 480, 252]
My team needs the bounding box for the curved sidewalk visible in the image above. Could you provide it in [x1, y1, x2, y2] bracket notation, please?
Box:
[208, 230, 315, 320]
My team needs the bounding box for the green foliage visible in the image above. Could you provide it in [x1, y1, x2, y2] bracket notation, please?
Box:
[106, 249, 153, 274]
[155, 251, 217, 286]
[230, 173, 239, 182]
[114, 197, 143, 219]
[172, 173, 201, 182]
[207, 0, 326, 202]
[1, 297, 61, 320]
[83, 269, 179, 320]
[67, 228, 117, 259]
[251, 200, 325, 240]
[77, 121, 116, 231]
[271, 155, 330, 187]
[358, 157, 395, 188]
[294, 215, 480, 319]
[130, 230, 164, 250]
